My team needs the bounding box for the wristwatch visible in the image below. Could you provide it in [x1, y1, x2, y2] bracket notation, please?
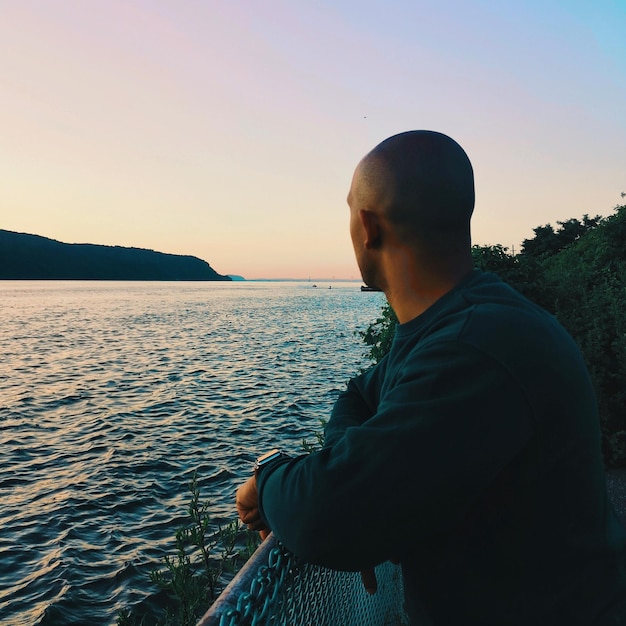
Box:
[254, 449, 285, 474]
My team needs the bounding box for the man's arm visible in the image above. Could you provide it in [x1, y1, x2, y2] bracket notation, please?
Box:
[236, 361, 387, 543]
[255, 341, 534, 572]
[323, 356, 388, 447]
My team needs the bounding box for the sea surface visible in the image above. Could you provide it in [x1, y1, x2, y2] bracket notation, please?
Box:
[0, 280, 385, 625]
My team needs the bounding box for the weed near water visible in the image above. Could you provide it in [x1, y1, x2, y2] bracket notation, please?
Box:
[301, 418, 327, 453]
[117, 472, 259, 626]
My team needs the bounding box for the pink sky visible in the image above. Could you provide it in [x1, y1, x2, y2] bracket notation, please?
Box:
[1, 1, 625, 279]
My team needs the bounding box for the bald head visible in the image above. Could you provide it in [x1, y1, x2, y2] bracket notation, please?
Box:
[352, 130, 475, 251]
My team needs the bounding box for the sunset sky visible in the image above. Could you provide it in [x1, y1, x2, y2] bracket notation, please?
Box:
[1, 1, 625, 279]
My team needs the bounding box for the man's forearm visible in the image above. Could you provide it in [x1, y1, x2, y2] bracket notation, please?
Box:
[324, 364, 384, 446]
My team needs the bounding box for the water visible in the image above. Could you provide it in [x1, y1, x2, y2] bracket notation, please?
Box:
[0, 280, 385, 625]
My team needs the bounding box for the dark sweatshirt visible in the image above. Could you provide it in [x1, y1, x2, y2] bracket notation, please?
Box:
[257, 270, 626, 625]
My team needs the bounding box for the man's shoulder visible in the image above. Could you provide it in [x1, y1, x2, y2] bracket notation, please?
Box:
[421, 271, 548, 338]
[445, 272, 587, 381]
[404, 270, 571, 361]
[461, 270, 538, 310]
[462, 272, 555, 328]
[393, 270, 569, 362]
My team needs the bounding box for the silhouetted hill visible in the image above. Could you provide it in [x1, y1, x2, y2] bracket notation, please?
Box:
[0, 230, 231, 281]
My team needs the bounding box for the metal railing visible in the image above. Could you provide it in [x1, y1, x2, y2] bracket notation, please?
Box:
[197, 535, 409, 626]
[198, 471, 626, 626]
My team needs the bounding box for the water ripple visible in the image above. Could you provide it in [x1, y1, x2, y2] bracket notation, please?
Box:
[0, 280, 384, 625]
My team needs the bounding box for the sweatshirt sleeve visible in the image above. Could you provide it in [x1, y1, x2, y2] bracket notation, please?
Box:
[256, 340, 534, 571]
[323, 356, 388, 447]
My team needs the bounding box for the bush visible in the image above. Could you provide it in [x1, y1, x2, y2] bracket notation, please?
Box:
[357, 303, 398, 365]
[117, 473, 259, 626]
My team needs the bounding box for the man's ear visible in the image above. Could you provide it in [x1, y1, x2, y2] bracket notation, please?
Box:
[359, 209, 382, 249]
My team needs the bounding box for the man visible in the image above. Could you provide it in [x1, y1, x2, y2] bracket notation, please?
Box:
[236, 131, 626, 625]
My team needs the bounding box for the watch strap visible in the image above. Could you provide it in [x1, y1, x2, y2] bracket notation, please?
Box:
[254, 449, 285, 474]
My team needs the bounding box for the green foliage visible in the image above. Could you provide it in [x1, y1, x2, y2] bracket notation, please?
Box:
[302, 418, 327, 453]
[471, 243, 516, 273]
[360, 201, 626, 466]
[117, 473, 259, 626]
[520, 214, 603, 259]
[471, 244, 539, 301]
[357, 303, 398, 364]
[530, 205, 626, 466]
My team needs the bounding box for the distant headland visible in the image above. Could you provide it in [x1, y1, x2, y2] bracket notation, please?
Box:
[0, 229, 231, 281]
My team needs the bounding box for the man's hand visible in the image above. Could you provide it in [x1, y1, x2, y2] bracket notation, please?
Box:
[361, 555, 402, 594]
[236, 475, 270, 540]
[360, 568, 378, 594]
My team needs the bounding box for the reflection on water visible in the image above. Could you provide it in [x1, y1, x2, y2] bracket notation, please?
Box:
[0, 281, 384, 625]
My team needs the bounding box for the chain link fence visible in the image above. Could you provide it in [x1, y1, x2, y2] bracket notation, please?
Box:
[197, 535, 409, 626]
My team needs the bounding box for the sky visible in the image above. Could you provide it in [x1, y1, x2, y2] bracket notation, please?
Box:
[1, 1, 625, 280]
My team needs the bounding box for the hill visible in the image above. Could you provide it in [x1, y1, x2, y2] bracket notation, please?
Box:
[0, 230, 231, 281]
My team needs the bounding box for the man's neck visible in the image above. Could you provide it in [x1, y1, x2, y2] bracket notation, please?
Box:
[384, 253, 473, 324]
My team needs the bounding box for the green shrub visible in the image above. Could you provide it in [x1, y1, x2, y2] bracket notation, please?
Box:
[117, 473, 259, 626]
[357, 303, 398, 365]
